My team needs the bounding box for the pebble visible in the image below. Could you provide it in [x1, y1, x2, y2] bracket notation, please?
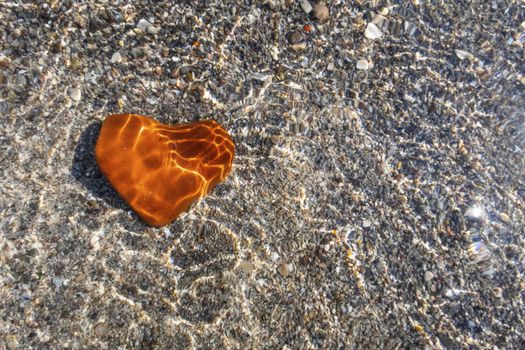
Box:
[136, 18, 158, 34]
[424, 271, 434, 282]
[110, 52, 122, 63]
[364, 23, 382, 40]
[313, 2, 329, 22]
[73, 14, 86, 28]
[238, 260, 255, 273]
[403, 93, 416, 103]
[68, 87, 81, 102]
[271, 134, 283, 144]
[95, 115, 234, 226]
[278, 263, 290, 277]
[454, 49, 473, 60]
[94, 322, 109, 337]
[300, 0, 313, 14]
[16, 75, 27, 86]
[287, 31, 303, 44]
[356, 59, 369, 70]
[136, 19, 153, 31]
[499, 212, 510, 223]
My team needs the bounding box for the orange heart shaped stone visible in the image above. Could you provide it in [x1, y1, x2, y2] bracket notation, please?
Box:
[95, 114, 235, 226]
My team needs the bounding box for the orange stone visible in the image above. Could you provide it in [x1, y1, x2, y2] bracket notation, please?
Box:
[95, 114, 235, 226]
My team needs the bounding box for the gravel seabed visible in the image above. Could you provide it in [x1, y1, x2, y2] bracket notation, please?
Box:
[1, 1, 524, 349]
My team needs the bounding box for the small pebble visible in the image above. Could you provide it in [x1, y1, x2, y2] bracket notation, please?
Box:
[68, 87, 81, 102]
[16, 75, 27, 86]
[287, 31, 303, 44]
[136, 19, 152, 31]
[364, 23, 382, 40]
[356, 59, 369, 70]
[271, 134, 283, 144]
[110, 52, 122, 63]
[278, 263, 290, 277]
[300, 0, 313, 14]
[313, 2, 329, 22]
[403, 94, 416, 103]
[238, 260, 255, 273]
[7, 340, 18, 350]
[94, 322, 109, 337]
[455, 49, 473, 60]
[499, 212, 510, 223]
[424, 271, 434, 282]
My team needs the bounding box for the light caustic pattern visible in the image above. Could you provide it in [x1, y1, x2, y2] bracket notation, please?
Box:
[95, 114, 235, 226]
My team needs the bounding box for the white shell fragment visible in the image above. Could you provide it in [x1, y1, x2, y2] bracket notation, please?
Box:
[364, 23, 382, 39]
[356, 59, 369, 70]
[454, 49, 474, 60]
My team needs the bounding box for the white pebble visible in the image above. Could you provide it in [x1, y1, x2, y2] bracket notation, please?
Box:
[69, 87, 81, 102]
[136, 19, 152, 31]
[364, 23, 382, 40]
[356, 59, 369, 70]
[300, 0, 313, 14]
[403, 94, 416, 103]
[424, 271, 434, 282]
[499, 212, 510, 223]
[52, 276, 65, 288]
[454, 49, 473, 60]
[110, 52, 122, 63]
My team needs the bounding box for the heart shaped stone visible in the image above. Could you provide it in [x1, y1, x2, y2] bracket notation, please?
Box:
[95, 114, 235, 226]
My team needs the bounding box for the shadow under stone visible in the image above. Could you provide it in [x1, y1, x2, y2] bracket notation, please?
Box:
[71, 121, 130, 213]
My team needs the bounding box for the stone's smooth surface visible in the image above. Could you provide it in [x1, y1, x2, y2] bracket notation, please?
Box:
[110, 52, 122, 63]
[499, 212, 510, 223]
[287, 31, 303, 44]
[300, 0, 313, 14]
[364, 23, 382, 39]
[238, 260, 255, 273]
[313, 2, 329, 22]
[68, 87, 81, 102]
[356, 59, 369, 70]
[136, 19, 152, 31]
[278, 263, 290, 277]
[424, 271, 434, 282]
[95, 114, 235, 226]
[454, 49, 473, 60]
